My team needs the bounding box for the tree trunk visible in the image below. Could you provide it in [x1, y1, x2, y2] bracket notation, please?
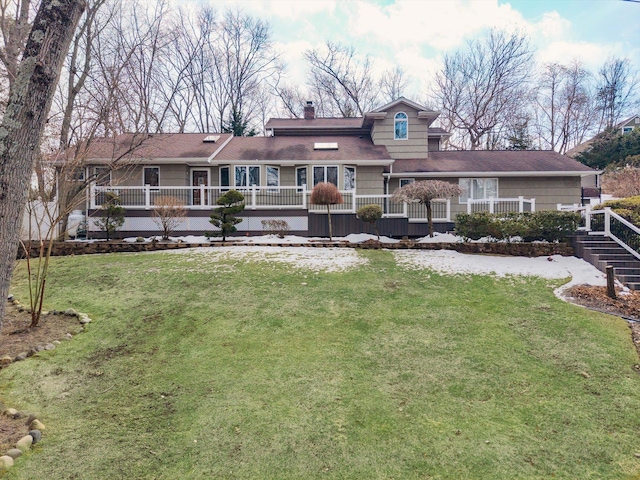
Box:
[0, 0, 86, 331]
[326, 204, 333, 241]
[426, 201, 434, 237]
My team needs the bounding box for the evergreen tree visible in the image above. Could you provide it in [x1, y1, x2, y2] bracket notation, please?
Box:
[575, 128, 640, 169]
[222, 109, 257, 136]
[97, 192, 125, 241]
[207, 190, 245, 241]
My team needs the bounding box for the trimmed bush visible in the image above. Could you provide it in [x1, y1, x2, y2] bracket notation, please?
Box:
[356, 204, 383, 240]
[594, 196, 640, 225]
[455, 211, 581, 242]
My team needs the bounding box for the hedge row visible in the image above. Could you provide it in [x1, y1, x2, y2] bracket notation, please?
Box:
[455, 211, 581, 242]
[594, 195, 640, 225]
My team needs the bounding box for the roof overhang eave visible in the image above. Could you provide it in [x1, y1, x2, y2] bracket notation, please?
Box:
[384, 170, 600, 178]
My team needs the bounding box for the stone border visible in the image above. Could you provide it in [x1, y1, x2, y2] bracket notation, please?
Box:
[0, 298, 91, 472]
[18, 239, 574, 258]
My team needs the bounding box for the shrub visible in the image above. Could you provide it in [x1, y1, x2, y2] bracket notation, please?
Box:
[206, 190, 245, 241]
[594, 196, 640, 225]
[96, 192, 125, 241]
[261, 219, 290, 238]
[455, 211, 580, 242]
[356, 204, 383, 240]
[152, 196, 187, 240]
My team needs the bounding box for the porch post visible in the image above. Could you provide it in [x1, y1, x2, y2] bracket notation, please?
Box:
[530, 198, 536, 212]
[585, 205, 591, 231]
[145, 185, 151, 208]
[302, 184, 307, 209]
[200, 185, 205, 207]
[604, 207, 611, 236]
[446, 199, 451, 221]
[89, 181, 96, 210]
[489, 198, 495, 214]
[403, 202, 408, 218]
[251, 185, 257, 210]
[352, 191, 356, 213]
[519, 196, 524, 212]
[467, 201, 471, 214]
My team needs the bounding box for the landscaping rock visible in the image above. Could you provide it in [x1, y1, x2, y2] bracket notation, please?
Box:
[64, 333, 73, 340]
[44, 343, 56, 351]
[29, 430, 42, 444]
[79, 316, 91, 324]
[15, 435, 33, 452]
[25, 413, 39, 426]
[29, 419, 45, 431]
[64, 308, 78, 317]
[0, 355, 12, 365]
[7, 294, 13, 301]
[26, 348, 37, 357]
[14, 353, 27, 361]
[52, 340, 61, 345]
[35, 345, 45, 352]
[4, 408, 18, 417]
[6, 449, 22, 459]
[0, 455, 14, 469]
[13, 411, 26, 419]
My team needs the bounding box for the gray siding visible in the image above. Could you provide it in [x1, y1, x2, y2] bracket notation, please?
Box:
[355, 166, 385, 195]
[371, 104, 430, 159]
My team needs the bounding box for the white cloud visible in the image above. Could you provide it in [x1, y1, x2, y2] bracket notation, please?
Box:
[536, 40, 622, 72]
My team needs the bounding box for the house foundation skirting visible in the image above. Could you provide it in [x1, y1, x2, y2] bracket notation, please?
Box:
[86, 209, 455, 239]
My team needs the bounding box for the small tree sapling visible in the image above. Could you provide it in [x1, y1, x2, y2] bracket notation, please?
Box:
[207, 189, 245, 241]
[357, 204, 383, 240]
[96, 192, 126, 240]
[310, 182, 343, 241]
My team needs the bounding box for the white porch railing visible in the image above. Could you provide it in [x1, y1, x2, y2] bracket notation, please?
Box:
[558, 204, 640, 260]
[89, 184, 455, 222]
[467, 196, 535, 214]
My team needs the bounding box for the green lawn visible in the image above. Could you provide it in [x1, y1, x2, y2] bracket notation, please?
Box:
[2, 249, 640, 479]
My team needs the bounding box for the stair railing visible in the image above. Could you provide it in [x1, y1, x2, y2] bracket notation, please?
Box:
[588, 208, 640, 260]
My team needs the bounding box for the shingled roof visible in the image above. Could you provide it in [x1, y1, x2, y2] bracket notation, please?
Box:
[389, 150, 595, 176]
[211, 135, 392, 163]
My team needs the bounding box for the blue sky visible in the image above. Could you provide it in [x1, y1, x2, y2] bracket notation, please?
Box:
[180, 0, 640, 98]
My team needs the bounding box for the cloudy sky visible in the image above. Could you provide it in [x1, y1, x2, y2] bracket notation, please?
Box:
[180, 0, 640, 99]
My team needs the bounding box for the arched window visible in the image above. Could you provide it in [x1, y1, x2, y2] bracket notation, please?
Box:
[394, 112, 408, 140]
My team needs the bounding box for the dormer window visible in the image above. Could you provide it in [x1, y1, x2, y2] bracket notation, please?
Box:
[394, 112, 408, 140]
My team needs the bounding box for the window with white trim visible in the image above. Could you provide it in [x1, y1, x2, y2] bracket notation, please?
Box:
[622, 126, 634, 134]
[313, 165, 338, 186]
[400, 178, 414, 188]
[143, 166, 159, 187]
[266, 166, 279, 191]
[296, 167, 307, 189]
[394, 112, 408, 140]
[459, 178, 498, 203]
[344, 166, 355, 191]
[220, 166, 230, 189]
[235, 166, 260, 187]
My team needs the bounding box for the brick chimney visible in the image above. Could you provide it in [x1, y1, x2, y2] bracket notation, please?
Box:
[304, 101, 315, 120]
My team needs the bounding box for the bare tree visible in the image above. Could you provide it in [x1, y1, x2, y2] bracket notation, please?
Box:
[432, 29, 534, 150]
[212, 9, 281, 135]
[305, 41, 378, 117]
[0, 0, 85, 329]
[533, 61, 597, 153]
[601, 166, 640, 198]
[0, 0, 34, 91]
[596, 57, 638, 130]
[392, 180, 462, 237]
[379, 66, 409, 103]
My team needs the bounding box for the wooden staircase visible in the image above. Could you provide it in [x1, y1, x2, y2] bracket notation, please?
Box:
[571, 234, 640, 290]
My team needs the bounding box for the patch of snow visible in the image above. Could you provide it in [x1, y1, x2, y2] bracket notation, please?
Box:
[341, 233, 400, 243]
[416, 232, 463, 243]
[159, 246, 368, 272]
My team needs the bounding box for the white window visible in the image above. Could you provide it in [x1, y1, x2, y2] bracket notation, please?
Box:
[400, 178, 414, 188]
[344, 166, 355, 191]
[459, 178, 498, 203]
[296, 167, 307, 189]
[94, 167, 111, 186]
[143, 166, 159, 187]
[622, 126, 634, 134]
[394, 112, 408, 140]
[313, 165, 338, 186]
[266, 166, 279, 191]
[235, 166, 260, 187]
